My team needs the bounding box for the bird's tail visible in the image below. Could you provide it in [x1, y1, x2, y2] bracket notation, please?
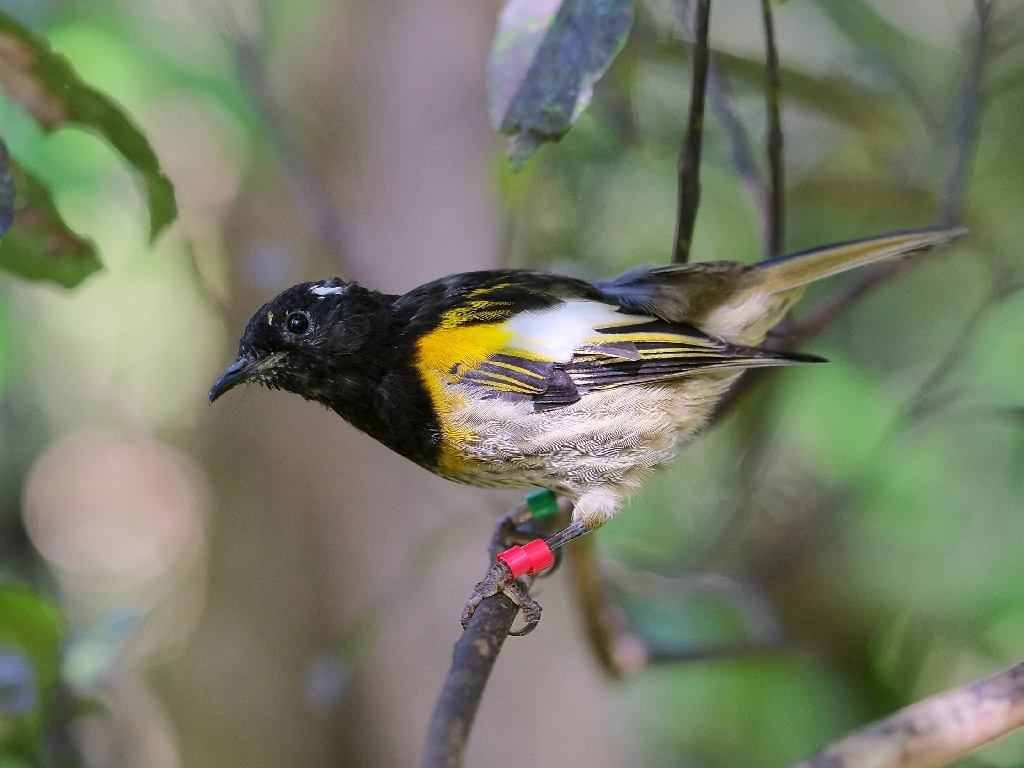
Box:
[700, 225, 967, 344]
[743, 226, 967, 295]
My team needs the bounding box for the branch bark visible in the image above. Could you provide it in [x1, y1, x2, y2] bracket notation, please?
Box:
[792, 659, 1024, 768]
[421, 590, 521, 768]
[761, 0, 785, 257]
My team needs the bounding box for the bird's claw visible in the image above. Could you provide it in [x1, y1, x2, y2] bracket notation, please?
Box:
[460, 560, 543, 636]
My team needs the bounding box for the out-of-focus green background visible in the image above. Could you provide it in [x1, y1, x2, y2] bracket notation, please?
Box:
[1, 1, 1023, 766]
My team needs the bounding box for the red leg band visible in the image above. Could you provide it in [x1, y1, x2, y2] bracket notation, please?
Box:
[496, 539, 554, 579]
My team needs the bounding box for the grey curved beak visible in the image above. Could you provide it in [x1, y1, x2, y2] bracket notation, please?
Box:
[209, 357, 260, 404]
[210, 351, 287, 403]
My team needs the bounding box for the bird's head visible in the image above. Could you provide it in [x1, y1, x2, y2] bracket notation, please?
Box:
[208, 279, 391, 406]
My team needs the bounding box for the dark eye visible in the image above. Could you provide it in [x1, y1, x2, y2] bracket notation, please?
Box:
[286, 312, 310, 335]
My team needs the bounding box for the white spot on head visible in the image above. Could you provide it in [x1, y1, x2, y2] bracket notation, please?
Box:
[311, 283, 348, 297]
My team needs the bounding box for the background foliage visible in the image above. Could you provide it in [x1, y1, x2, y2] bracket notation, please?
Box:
[0, 1, 1021, 767]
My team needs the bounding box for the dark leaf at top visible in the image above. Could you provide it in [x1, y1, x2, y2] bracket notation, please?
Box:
[488, 0, 634, 167]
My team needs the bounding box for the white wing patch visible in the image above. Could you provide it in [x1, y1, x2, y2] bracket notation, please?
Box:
[505, 300, 643, 361]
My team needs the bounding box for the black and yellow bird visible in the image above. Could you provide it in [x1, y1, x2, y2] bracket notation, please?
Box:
[210, 227, 965, 632]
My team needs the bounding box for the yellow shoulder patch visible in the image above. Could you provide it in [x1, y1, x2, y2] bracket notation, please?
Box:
[415, 320, 515, 477]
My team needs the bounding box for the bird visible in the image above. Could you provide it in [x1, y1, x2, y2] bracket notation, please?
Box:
[210, 226, 965, 634]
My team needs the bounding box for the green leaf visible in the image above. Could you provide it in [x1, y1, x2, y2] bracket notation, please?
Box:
[779, 356, 898, 482]
[0, 11, 176, 242]
[0, 160, 99, 288]
[488, 0, 634, 167]
[0, 586, 65, 760]
[810, 0, 945, 78]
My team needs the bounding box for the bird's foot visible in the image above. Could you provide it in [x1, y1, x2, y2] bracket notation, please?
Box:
[488, 495, 565, 575]
[461, 494, 565, 636]
[460, 560, 543, 636]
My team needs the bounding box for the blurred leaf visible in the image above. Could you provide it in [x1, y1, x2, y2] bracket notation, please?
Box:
[632, 658, 864, 768]
[780, 357, 897, 482]
[0, 586, 64, 760]
[488, 0, 634, 167]
[0, 11, 176, 242]
[0, 161, 98, 288]
[810, 0, 945, 78]
[788, 177, 937, 230]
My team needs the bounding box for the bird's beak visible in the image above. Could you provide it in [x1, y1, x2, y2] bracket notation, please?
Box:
[208, 353, 284, 404]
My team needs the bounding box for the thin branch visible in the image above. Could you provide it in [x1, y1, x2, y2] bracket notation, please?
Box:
[707, 61, 769, 229]
[890, 277, 1024, 436]
[216, 7, 349, 264]
[672, 2, 769, 257]
[896, 295, 995, 427]
[941, 0, 991, 225]
[567, 544, 786, 674]
[423, 501, 548, 767]
[784, 261, 904, 346]
[791, 658, 1024, 768]
[422, 590, 521, 768]
[761, 0, 785, 257]
[785, 1, 990, 344]
[672, 0, 712, 264]
[709, 3, 992, 421]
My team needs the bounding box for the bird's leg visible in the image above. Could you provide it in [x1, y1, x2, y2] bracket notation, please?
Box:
[461, 520, 590, 636]
[545, 521, 588, 550]
[488, 498, 569, 575]
[487, 502, 540, 561]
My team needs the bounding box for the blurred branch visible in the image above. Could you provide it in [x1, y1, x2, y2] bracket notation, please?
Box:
[791, 658, 1024, 768]
[216, 6, 349, 264]
[707, 63, 767, 231]
[567, 540, 785, 675]
[708, 3, 992, 423]
[760, 0, 784, 257]
[941, 0, 991, 225]
[185, 243, 231, 320]
[672, 0, 711, 264]
[565, 533, 646, 677]
[893, 275, 1024, 433]
[786, 1, 990, 346]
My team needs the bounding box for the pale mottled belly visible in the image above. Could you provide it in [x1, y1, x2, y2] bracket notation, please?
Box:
[436, 372, 741, 498]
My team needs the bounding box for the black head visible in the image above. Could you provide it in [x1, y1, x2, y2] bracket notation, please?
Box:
[208, 279, 393, 406]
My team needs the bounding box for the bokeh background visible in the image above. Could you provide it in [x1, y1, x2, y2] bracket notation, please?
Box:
[1, 0, 1023, 766]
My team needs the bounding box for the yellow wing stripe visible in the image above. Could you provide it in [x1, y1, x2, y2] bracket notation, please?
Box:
[585, 331, 719, 346]
[472, 370, 542, 392]
[484, 358, 548, 379]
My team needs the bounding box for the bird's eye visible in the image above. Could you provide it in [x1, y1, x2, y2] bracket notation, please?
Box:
[286, 312, 310, 335]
